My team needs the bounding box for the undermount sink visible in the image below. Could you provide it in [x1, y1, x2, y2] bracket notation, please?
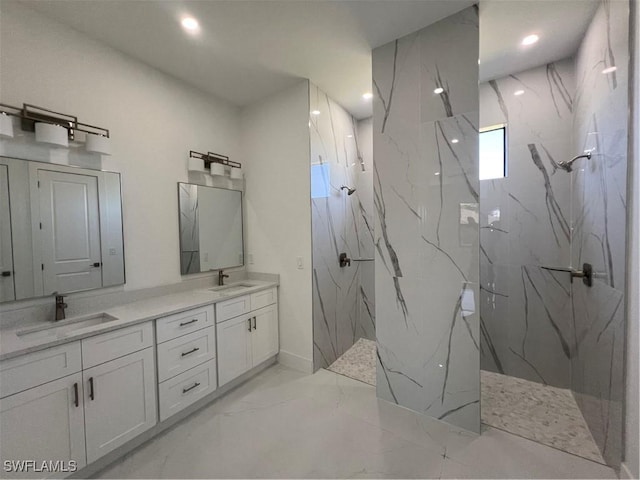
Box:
[16, 313, 119, 341]
[209, 282, 256, 294]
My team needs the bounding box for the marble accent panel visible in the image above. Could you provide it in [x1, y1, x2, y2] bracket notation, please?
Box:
[311, 86, 375, 370]
[479, 59, 575, 388]
[178, 183, 200, 275]
[373, 6, 480, 433]
[570, 0, 629, 467]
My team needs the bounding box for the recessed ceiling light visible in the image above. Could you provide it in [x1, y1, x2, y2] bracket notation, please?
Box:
[451, 138, 459, 144]
[514, 90, 525, 96]
[521, 34, 539, 46]
[362, 92, 373, 100]
[434, 172, 440, 176]
[181, 17, 200, 32]
[434, 87, 444, 94]
[347, 134, 353, 138]
[602, 66, 617, 74]
[311, 110, 321, 116]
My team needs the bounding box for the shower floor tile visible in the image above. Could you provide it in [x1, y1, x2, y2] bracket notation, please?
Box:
[481, 370, 605, 464]
[327, 338, 377, 386]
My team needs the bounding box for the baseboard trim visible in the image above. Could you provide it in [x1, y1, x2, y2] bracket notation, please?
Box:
[620, 462, 636, 479]
[277, 349, 313, 373]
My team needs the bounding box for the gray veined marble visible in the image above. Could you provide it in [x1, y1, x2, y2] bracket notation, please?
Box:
[311, 85, 375, 371]
[179, 183, 200, 275]
[373, 6, 480, 433]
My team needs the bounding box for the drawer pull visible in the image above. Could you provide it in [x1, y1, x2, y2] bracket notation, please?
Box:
[179, 319, 199, 327]
[181, 347, 200, 357]
[73, 382, 79, 407]
[182, 382, 201, 394]
[253, 316, 257, 330]
[89, 377, 95, 401]
[248, 318, 252, 332]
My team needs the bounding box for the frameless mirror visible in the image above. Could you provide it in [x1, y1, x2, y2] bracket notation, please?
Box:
[0, 156, 125, 302]
[178, 183, 244, 274]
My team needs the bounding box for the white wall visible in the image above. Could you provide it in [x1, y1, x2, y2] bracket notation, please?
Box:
[624, 1, 639, 478]
[240, 81, 313, 373]
[0, 2, 240, 292]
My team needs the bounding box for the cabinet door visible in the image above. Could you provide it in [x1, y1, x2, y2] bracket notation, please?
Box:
[83, 348, 156, 464]
[217, 315, 252, 386]
[0, 373, 86, 478]
[250, 304, 279, 366]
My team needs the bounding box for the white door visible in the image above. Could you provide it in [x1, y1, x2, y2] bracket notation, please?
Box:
[217, 315, 252, 386]
[37, 170, 102, 295]
[0, 165, 15, 302]
[0, 373, 86, 478]
[251, 305, 279, 366]
[83, 348, 157, 464]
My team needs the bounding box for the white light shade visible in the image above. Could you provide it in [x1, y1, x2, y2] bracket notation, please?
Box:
[230, 167, 243, 180]
[0, 114, 14, 138]
[188, 157, 205, 172]
[35, 122, 68, 147]
[85, 133, 112, 155]
[210, 163, 225, 176]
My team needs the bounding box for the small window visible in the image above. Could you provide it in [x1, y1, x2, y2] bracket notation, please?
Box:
[479, 125, 506, 180]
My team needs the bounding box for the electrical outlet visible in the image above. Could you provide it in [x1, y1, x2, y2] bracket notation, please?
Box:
[296, 256, 304, 269]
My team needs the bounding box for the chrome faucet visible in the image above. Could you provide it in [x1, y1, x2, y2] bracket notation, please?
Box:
[218, 269, 230, 286]
[55, 294, 67, 321]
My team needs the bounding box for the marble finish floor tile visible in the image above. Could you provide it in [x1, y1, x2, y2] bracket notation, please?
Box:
[327, 337, 377, 386]
[481, 370, 605, 464]
[95, 365, 615, 479]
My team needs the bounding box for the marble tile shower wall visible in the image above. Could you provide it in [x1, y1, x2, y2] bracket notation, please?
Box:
[310, 85, 375, 370]
[570, 0, 629, 467]
[479, 59, 575, 389]
[372, 7, 480, 432]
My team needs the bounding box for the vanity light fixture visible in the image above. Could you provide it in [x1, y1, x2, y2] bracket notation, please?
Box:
[521, 34, 539, 46]
[434, 87, 445, 94]
[0, 102, 111, 154]
[514, 90, 525, 96]
[362, 92, 373, 100]
[602, 66, 617, 74]
[188, 150, 241, 178]
[0, 113, 14, 138]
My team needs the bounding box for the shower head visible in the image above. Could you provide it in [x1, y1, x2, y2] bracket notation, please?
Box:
[340, 185, 356, 195]
[558, 152, 592, 172]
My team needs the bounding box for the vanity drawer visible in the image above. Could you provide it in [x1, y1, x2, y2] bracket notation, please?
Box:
[0, 342, 82, 398]
[250, 288, 277, 311]
[158, 359, 217, 422]
[82, 321, 153, 369]
[216, 295, 251, 323]
[156, 305, 214, 344]
[157, 326, 216, 382]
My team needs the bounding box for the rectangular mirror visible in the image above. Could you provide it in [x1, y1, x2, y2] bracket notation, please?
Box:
[178, 183, 244, 274]
[0, 156, 125, 302]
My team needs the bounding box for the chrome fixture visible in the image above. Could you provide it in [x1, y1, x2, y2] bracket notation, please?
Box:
[340, 185, 356, 195]
[351, 258, 374, 262]
[542, 263, 593, 287]
[55, 294, 68, 321]
[339, 253, 351, 267]
[558, 152, 591, 172]
[188, 150, 241, 177]
[218, 269, 230, 286]
[0, 102, 111, 154]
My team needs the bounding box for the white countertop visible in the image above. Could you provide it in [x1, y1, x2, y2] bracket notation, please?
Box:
[0, 280, 278, 361]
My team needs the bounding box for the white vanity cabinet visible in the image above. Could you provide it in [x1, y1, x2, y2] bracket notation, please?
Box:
[217, 288, 278, 386]
[155, 305, 217, 422]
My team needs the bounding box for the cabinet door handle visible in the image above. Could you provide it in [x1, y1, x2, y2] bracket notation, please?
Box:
[89, 377, 95, 401]
[248, 318, 252, 332]
[179, 318, 198, 327]
[181, 347, 200, 357]
[253, 316, 257, 330]
[73, 382, 79, 407]
[182, 382, 201, 394]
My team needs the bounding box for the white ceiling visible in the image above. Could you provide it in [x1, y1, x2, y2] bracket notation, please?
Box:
[20, 0, 474, 119]
[479, 0, 599, 82]
[17, 0, 600, 118]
